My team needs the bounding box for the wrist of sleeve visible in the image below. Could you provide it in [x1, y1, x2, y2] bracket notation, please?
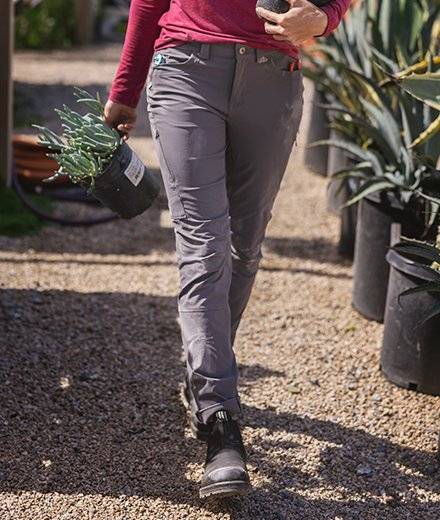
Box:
[315, 0, 351, 38]
[314, 7, 330, 37]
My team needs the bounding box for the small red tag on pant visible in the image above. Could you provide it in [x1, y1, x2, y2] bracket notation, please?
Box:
[289, 60, 302, 72]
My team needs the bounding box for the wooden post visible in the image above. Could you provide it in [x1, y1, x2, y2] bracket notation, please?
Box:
[0, 0, 13, 187]
[75, 0, 96, 46]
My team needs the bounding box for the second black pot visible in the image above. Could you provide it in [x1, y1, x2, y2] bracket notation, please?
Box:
[352, 195, 398, 322]
[339, 196, 358, 260]
[381, 244, 440, 396]
[303, 88, 329, 177]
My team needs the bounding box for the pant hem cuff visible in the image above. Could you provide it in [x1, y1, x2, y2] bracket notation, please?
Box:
[196, 396, 242, 424]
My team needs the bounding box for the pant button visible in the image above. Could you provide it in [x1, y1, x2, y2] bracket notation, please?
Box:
[238, 46, 246, 55]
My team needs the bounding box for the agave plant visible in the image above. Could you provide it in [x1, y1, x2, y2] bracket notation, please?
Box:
[367, 0, 440, 71]
[393, 71, 440, 148]
[392, 239, 440, 322]
[312, 82, 440, 231]
[305, 0, 440, 83]
[303, 0, 440, 157]
[33, 87, 122, 190]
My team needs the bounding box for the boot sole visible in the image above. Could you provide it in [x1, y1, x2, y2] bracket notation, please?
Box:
[179, 383, 210, 442]
[199, 480, 251, 499]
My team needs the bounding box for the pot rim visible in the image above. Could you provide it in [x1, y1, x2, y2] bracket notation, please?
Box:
[386, 248, 440, 283]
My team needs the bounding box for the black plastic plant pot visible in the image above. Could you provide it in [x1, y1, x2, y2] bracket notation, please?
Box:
[339, 205, 358, 260]
[256, 0, 330, 11]
[352, 195, 397, 322]
[304, 88, 329, 176]
[381, 247, 440, 396]
[91, 142, 160, 219]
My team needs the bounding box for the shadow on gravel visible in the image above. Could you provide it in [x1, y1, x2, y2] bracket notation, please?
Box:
[0, 205, 175, 256]
[0, 288, 202, 502]
[2, 288, 438, 518]
[222, 405, 440, 519]
[260, 264, 352, 280]
[265, 236, 350, 266]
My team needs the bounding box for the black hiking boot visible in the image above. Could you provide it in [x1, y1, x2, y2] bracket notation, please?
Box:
[199, 410, 251, 499]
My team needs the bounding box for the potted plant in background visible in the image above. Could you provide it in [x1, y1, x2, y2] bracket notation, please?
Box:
[303, 0, 440, 259]
[314, 68, 440, 322]
[382, 235, 440, 395]
[34, 88, 160, 219]
[13, 134, 64, 185]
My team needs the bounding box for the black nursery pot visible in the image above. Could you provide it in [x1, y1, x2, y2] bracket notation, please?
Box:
[303, 88, 329, 176]
[256, 0, 331, 12]
[352, 194, 400, 322]
[338, 179, 359, 260]
[92, 142, 160, 219]
[381, 247, 440, 396]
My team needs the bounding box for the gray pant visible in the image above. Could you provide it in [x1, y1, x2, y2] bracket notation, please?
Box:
[146, 41, 303, 424]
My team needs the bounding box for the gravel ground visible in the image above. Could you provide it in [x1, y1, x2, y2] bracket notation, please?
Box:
[1, 45, 439, 520]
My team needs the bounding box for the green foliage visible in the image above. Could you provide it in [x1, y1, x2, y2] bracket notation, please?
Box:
[33, 88, 122, 190]
[304, 0, 440, 232]
[15, 0, 76, 50]
[311, 93, 440, 231]
[399, 72, 440, 110]
[0, 186, 52, 237]
[304, 1, 440, 158]
[367, 0, 440, 69]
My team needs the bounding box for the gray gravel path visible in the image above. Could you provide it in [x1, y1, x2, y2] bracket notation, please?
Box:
[1, 45, 439, 520]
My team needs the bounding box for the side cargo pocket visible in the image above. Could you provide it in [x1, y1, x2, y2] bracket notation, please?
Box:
[148, 114, 187, 221]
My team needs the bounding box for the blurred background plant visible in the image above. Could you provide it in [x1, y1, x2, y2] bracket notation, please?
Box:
[14, 0, 132, 49]
[0, 185, 52, 236]
[14, 0, 76, 49]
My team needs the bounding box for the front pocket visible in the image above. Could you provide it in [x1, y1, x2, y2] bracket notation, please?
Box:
[152, 46, 199, 68]
[268, 55, 300, 77]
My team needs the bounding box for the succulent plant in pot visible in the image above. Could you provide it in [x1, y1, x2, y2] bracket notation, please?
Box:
[311, 72, 440, 322]
[381, 236, 440, 396]
[33, 88, 160, 219]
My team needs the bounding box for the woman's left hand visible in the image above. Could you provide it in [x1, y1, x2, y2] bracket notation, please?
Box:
[256, 0, 329, 45]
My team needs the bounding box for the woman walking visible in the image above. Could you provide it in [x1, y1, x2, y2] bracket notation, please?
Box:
[105, 0, 350, 499]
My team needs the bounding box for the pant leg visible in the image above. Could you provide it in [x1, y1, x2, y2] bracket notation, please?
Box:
[226, 46, 304, 344]
[146, 43, 242, 424]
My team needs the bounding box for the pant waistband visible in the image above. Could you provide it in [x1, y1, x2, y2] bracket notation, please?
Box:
[169, 41, 301, 65]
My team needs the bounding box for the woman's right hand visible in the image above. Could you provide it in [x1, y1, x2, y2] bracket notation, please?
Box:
[104, 99, 137, 140]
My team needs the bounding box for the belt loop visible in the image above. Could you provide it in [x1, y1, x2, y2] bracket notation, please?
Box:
[256, 48, 264, 62]
[200, 43, 210, 60]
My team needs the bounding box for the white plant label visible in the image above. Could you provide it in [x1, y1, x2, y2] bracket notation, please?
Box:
[124, 151, 144, 187]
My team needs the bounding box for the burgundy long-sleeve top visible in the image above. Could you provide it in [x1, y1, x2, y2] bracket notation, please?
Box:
[110, 0, 351, 108]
